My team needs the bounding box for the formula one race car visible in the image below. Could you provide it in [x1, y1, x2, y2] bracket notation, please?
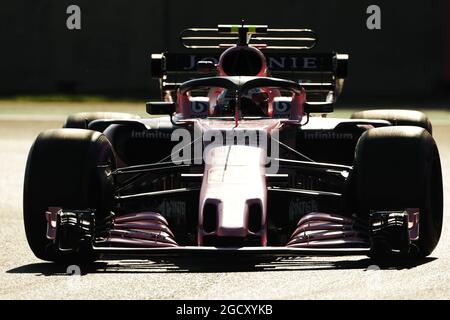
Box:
[23, 24, 443, 263]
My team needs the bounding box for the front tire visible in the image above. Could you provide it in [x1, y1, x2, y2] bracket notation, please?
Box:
[23, 129, 115, 263]
[353, 126, 443, 258]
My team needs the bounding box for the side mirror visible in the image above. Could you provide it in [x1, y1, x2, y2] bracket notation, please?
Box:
[304, 101, 334, 114]
[146, 102, 176, 115]
[197, 60, 217, 73]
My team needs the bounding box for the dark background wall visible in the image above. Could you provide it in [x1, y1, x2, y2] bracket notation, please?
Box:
[0, 0, 448, 101]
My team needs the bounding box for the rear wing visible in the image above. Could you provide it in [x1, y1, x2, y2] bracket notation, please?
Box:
[150, 24, 349, 104]
[152, 52, 348, 103]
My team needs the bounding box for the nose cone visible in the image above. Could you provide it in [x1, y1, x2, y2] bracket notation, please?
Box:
[198, 145, 267, 244]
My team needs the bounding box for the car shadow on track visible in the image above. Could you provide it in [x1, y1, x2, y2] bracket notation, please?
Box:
[6, 256, 436, 275]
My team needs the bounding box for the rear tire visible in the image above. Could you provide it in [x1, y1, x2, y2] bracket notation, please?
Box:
[23, 129, 115, 263]
[350, 109, 432, 134]
[353, 126, 443, 258]
[64, 112, 140, 130]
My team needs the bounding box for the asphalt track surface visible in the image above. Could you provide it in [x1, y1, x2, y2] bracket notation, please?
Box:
[0, 116, 449, 300]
